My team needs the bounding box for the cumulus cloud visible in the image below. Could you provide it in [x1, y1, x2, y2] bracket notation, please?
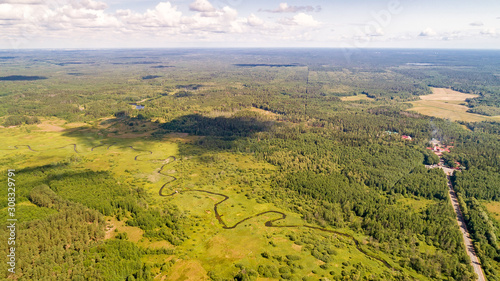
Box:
[44, 8, 119, 29]
[189, 0, 214, 13]
[419, 28, 437, 37]
[118, 2, 182, 27]
[184, 6, 242, 33]
[261, 3, 321, 13]
[469, 21, 483, 26]
[0, 0, 327, 48]
[247, 13, 263, 26]
[280, 13, 320, 27]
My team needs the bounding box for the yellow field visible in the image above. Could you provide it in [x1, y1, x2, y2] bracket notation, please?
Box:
[420, 88, 479, 101]
[408, 87, 500, 122]
[484, 201, 500, 222]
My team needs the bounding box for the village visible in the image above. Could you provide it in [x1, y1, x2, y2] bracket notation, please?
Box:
[425, 138, 462, 175]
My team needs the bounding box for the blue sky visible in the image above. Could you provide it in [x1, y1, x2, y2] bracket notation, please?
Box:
[0, 0, 499, 49]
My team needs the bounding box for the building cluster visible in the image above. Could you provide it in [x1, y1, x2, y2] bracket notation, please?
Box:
[426, 145, 451, 156]
[426, 140, 462, 170]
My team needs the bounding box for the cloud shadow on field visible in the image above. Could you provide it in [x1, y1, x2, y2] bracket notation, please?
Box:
[154, 113, 274, 157]
[58, 112, 274, 159]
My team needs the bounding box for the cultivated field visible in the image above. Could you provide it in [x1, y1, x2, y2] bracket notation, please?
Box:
[420, 88, 479, 101]
[408, 87, 500, 122]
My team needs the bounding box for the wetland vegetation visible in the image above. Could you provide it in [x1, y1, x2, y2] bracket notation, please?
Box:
[0, 49, 499, 280]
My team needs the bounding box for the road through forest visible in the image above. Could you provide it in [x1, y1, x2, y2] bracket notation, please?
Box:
[446, 175, 486, 281]
[428, 140, 486, 280]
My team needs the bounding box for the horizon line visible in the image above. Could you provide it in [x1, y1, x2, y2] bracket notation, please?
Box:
[1, 47, 500, 51]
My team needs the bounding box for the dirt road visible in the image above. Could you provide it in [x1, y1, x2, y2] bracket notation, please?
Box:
[447, 175, 486, 281]
[428, 139, 486, 281]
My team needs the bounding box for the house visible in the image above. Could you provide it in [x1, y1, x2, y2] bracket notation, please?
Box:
[401, 135, 412, 140]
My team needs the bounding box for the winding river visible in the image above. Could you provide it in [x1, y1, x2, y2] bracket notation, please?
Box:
[2, 143, 396, 271]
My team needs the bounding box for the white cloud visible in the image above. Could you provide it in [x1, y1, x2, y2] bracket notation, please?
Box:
[247, 13, 263, 26]
[0, 0, 327, 48]
[189, 0, 214, 13]
[261, 3, 320, 13]
[42, 1, 119, 29]
[118, 2, 182, 28]
[469, 21, 483, 26]
[0, 4, 25, 20]
[419, 28, 437, 37]
[280, 13, 320, 27]
[221, 6, 237, 21]
[0, 0, 43, 4]
[75, 0, 108, 11]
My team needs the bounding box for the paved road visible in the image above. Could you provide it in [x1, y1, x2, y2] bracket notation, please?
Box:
[446, 175, 486, 281]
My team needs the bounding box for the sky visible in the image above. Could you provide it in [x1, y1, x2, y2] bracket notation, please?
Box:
[0, 0, 499, 49]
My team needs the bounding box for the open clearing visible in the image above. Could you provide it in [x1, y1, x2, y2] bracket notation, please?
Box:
[420, 88, 479, 101]
[408, 87, 500, 122]
[340, 94, 373, 101]
[484, 201, 500, 222]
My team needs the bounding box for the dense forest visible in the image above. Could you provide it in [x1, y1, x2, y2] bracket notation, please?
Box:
[0, 49, 499, 280]
[0, 159, 185, 280]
